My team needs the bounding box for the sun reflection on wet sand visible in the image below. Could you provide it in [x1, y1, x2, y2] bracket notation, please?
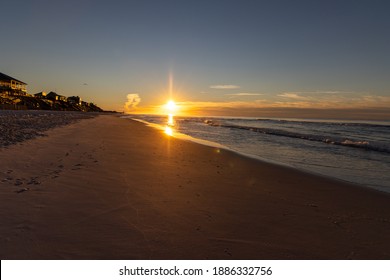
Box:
[165, 114, 175, 136]
[165, 125, 173, 136]
[164, 100, 176, 136]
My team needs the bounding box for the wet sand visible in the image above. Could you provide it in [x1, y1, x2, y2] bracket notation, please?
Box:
[0, 114, 389, 259]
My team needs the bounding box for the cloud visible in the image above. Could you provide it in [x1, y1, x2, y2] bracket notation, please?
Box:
[279, 90, 357, 97]
[176, 92, 390, 111]
[275, 91, 390, 108]
[210, 84, 240, 89]
[175, 100, 270, 110]
[318, 91, 354, 94]
[130, 90, 390, 118]
[278, 92, 309, 100]
[227, 92, 264, 97]
[124, 93, 141, 112]
[171, 97, 390, 120]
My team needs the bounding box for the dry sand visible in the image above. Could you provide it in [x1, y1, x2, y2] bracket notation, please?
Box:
[0, 114, 389, 259]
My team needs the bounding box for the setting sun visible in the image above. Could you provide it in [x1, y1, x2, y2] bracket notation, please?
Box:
[166, 100, 176, 112]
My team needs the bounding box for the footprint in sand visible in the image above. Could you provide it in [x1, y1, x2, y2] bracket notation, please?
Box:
[14, 180, 23, 186]
[16, 188, 29, 193]
[27, 177, 41, 185]
[50, 169, 62, 178]
[72, 163, 83, 170]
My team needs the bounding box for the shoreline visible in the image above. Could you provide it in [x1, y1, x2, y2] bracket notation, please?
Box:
[128, 116, 389, 195]
[1, 115, 390, 259]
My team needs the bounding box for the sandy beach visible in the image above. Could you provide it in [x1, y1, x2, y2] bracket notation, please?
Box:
[0, 114, 389, 260]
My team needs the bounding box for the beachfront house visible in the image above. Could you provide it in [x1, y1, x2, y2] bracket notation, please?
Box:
[67, 96, 82, 105]
[46, 91, 67, 102]
[0, 72, 27, 96]
[34, 91, 47, 98]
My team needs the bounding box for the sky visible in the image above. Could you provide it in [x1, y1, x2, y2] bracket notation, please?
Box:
[1, 0, 390, 119]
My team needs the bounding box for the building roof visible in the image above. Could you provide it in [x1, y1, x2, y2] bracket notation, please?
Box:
[34, 91, 47, 96]
[0, 72, 27, 85]
[47, 91, 66, 99]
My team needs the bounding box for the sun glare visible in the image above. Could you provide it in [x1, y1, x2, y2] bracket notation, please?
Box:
[166, 100, 176, 112]
[165, 126, 173, 136]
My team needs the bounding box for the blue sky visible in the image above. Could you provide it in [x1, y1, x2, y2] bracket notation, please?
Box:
[1, 0, 390, 117]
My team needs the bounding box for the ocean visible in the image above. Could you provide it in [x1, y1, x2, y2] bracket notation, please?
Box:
[124, 114, 390, 193]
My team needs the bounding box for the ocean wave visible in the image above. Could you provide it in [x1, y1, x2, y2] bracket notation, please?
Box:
[203, 119, 390, 154]
[253, 118, 390, 128]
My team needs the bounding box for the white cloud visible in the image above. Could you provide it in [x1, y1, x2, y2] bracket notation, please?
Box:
[319, 91, 354, 94]
[280, 90, 357, 96]
[278, 92, 309, 100]
[124, 93, 141, 112]
[274, 91, 390, 108]
[210, 84, 240, 89]
[227, 92, 264, 97]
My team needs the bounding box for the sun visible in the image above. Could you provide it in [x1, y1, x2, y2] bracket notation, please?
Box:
[166, 100, 176, 112]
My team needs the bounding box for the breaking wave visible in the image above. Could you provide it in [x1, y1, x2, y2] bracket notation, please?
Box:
[203, 119, 390, 154]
